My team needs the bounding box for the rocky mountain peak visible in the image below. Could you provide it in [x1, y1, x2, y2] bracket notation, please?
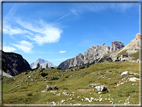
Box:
[91, 45, 96, 49]
[135, 33, 142, 40]
[102, 43, 105, 46]
[110, 41, 124, 52]
[30, 58, 56, 69]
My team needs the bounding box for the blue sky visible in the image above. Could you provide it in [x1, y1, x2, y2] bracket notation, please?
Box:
[3, 3, 139, 66]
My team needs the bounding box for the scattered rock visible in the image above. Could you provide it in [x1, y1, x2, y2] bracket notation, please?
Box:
[61, 100, 65, 103]
[95, 85, 107, 92]
[43, 78, 46, 81]
[98, 92, 102, 94]
[56, 93, 61, 96]
[129, 77, 140, 82]
[31, 79, 34, 82]
[46, 85, 53, 91]
[41, 90, 46, 93]
[53, 86, 58, 90]
[121, 71, 133, 76]
[45, 85, 59, 91]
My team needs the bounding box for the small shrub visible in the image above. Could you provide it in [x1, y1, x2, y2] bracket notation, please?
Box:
[41, 72, 48, 77]
[133, 75, 139, 78]
[102, 90, 109, 94]
[27, 93, 32, 96]
[51, 77, 59, 80]
[65, 75, 69, 78]
[63, 87, 68, 90]
[57, 68, 61, 70]
[79, 66, 85, 69]
[118, 93, 124, 97]
[25, 72, 28, 75]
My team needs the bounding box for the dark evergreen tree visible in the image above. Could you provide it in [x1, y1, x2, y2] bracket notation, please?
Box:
[36, 63, 40, 69]
[46, 63, 48, 69]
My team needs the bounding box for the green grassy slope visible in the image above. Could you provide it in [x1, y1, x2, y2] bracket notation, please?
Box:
[3, 62, 139, 105]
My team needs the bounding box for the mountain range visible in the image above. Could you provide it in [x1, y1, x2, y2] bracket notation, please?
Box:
[58, 40, 125, 69]
[1, 33, 141, 76]
[30, 58, 57, 69]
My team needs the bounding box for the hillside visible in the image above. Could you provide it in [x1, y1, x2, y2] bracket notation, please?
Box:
[3, 61, 139, 105]
[1, 50, 31, 76]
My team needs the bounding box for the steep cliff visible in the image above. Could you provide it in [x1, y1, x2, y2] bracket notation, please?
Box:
[58, 53, 84, 69]
[1, 50, 31, 76]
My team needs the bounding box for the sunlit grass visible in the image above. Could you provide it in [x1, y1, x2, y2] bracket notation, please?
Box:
[3, 61, 139, 104]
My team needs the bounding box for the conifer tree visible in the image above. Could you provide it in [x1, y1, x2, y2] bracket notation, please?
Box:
[46, 63, 48, 69]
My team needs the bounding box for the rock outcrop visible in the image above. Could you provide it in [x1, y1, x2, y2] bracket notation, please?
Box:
[84, 43, 111, 64]
[110, 41, 124, 52]
[109, 33, 141, 62]
[1, 50, 30, 76]
[58, 53, 84, 69]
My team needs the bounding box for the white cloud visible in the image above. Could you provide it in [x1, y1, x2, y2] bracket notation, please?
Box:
[3, 24, 33, 36]
[3, 46, 16, 52]
[70, 3, 136, 16]
[59, 50, 66, 53]
[12, 40, 33, 53]
[16, 19, 63, 45]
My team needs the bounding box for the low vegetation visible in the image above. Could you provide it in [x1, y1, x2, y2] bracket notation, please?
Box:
[3, 62, 139, 105]
[129, 49, 141, 60]
[116, 50, 127, 58]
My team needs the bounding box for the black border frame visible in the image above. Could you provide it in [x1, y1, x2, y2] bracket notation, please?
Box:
[0, 0, 141, 107]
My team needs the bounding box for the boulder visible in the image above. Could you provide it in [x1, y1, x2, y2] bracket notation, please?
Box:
[43, 78, 46, 81]
[129, 77, 140, 82]
[46, 85, 53, 91]
[53, 86, 59, 90]
[121, 71, 132, 76]
[95, 85, 107, 92]
[31, 79, 34, 82]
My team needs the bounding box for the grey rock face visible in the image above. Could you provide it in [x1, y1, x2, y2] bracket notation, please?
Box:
[84, 44, 111, 64]
[1, 50, 31, 76]
[58, 53, 84, 69]
[110, 41, 124, 52]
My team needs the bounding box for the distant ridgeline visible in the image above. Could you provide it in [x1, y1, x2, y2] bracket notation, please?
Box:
[1, 33, 141, 77]
[58, 33, 141, 69]
[1, 50, 31, 76]
[30, 58, 57, 69]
